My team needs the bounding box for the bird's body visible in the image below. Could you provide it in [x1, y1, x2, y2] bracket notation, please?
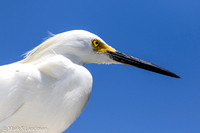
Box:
[0, 55, 92, 133]
[0, 30, 179, 133]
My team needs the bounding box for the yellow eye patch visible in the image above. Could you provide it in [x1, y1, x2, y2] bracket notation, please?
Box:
[92, 39, 100, 47]
[92, 39, 116, 53]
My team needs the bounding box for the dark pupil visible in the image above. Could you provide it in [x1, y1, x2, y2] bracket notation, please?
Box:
[95, 41, 98, 45]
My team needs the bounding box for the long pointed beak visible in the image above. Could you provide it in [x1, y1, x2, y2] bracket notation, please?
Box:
[107, 51, 180, 78]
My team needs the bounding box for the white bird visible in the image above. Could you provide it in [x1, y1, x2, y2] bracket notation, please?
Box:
[0, 30, 180, 133]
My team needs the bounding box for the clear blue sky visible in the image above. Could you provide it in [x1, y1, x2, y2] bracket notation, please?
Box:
[0, 0, 199, 133]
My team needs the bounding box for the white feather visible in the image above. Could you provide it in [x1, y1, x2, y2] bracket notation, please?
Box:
[0, 30, 115, 133]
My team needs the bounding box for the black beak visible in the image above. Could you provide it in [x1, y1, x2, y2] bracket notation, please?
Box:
[107, 51, 180, 78]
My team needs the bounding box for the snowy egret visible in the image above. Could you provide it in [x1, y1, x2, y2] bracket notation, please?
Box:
[0, 30, 180, 133]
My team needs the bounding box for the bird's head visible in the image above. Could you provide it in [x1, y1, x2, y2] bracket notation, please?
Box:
[23, 30, 180, 78]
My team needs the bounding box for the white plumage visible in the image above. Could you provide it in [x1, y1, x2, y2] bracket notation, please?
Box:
[0, 30, 104, 133]
[0, 30, 179, 133]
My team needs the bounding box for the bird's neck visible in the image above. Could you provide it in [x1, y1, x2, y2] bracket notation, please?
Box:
[21, 53, 84, 66]
[19, 34, 85, 66]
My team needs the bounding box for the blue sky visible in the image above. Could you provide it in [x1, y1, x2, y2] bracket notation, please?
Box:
[0, 0, 200, 133]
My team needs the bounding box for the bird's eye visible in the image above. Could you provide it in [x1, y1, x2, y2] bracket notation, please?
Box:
[92, 39, 100, 47]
